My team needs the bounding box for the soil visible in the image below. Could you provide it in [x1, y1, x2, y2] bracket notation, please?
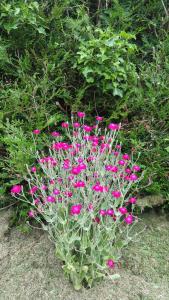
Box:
[0, 209, 169, 300]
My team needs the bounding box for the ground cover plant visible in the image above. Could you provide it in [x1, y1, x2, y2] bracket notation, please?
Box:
[11, 114, 143, 289]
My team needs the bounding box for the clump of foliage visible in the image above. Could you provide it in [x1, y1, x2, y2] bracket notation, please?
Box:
[11, 115, 142, 289]
[0, 0, 169, 215]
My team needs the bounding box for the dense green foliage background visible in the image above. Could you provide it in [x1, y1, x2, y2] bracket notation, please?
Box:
[0, 0, 169, 215]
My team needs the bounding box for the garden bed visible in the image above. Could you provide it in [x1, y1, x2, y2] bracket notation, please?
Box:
[0, 209, 169, 300]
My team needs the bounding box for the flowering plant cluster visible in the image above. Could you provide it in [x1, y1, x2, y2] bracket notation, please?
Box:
[11, 113, 142, 290]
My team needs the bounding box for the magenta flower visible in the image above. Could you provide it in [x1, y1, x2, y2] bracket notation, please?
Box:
[92, 184, 103, 192]
[111, 166, 118, 173]
[33, 129, 40, 134]
[11, 185, 22, 194]
[31, 166, 37, 173]
[61, 122, 69, 128]
[107, 209, 114, 216]
[107, 259, 115, 269]
[83, 125, 93, 132]
[118, 160, 125, 166]
[105, 165, 113, 171]
[108, 123, 119, 131]
[119, 207, 127, 214]
[99, 209, 107, 216]
[88, 203, 94, 211]
[64, 191, 73, 198]
[29, 186, 38, 195]
[129, 197, 137, 204]
[46, 196, 56, 203]
[41, 185, 48, 190]
[93, 217, 100, 224]
[125, 168, 131, 174]
[51, 131, 60, 137]
[124, 214, 134, 224]
[113, 151, 119, 157]
[77, 112, 85, 118]
[96, 116, 103, 121]
[50, 179, 55, 184]
[132, 165, 141, 172]
[112, 190, 121, 198]
[129, 174, 138, 181]
[28, 210, 35, 218]
[74, 181, 85, 188]
[122, 154, 130, 160]
[73, 122, 80, 128]
[71, 166, 81, 175]
[53, 189, 60, 195]
[70, 204, 82, 215]
[34, 198, 40, 205]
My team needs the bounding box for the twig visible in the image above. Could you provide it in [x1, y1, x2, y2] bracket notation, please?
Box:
[161, 0, 169, 17]
[0, 200, 19, 211]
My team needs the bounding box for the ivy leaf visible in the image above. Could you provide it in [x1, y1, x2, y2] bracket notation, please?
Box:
[37, 27, 46, 35]
[113, 88, 123, 97]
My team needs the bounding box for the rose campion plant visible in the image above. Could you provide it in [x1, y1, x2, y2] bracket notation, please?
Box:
[11, 113, 143, 290]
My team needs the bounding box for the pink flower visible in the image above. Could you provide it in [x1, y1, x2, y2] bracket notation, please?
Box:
[129, 174, 138, 181]
[74, 181, 85, 188]
[41, 185, 48, 190]
[99, 209, 107, 216]
[105, 165, 113, 171]
[125, 168, 131, 174]
[92, 184, 103, 192]
[83, 125, 93, 132]
[119, 207, 127, 214]
[108, 123, 119, 131]
[46, 196, 56, 203]
[71, 166, 81, 175]
[34, 198, 40, 205]
[118, 160, 125, 166]
[113, 151, 119, 157]
[11, 185, 22, 194]
[107, 259, 115, 269]
[122, 154, 130, 160]
[73, 122, 80, 128]
[88, 203, 94, 211]
[70, 204, 82, 215]
[124, 214, 134, 224]
[77, 112, 85, 118]
[61, 122, 69, 128]
[53, 189, 60, 195]
[28, 210, 35, 218]
[116, 144, 121, 149]
[64, 191, 73, 198]
[50, 179, 55, 184]
[33, 129, 40, 134]
[111, 166, 118, 173]
[129, 197, 137, 204]
[132, 165, 141, 172]
[31, 166, 37, 173]
[77, 158, 83, 163]
[112, 190, 121, 198]
[51, 131, 60, 137]
[96, 116, 103, 121]
[107, 209, 114, 216]
[93, 217, 100, 224]
[29, 186, 38, 195]
[78, 163, 87, 170]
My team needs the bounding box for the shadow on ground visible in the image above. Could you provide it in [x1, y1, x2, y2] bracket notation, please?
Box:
[0, 209, 169, 300]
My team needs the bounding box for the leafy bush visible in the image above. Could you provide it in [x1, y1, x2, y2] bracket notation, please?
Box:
[11, 114, 143, 289]
[0, 0, 168, 215]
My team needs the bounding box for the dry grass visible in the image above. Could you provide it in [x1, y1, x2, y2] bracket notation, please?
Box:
[0, 209, 169, 300]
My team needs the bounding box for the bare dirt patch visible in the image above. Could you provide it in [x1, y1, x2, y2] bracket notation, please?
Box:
[0, 209, 169, 300]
